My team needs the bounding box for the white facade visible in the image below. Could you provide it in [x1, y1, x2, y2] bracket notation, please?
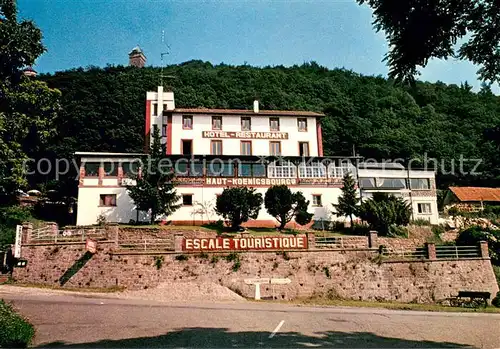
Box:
[146, 86, 323, 157]
[76, 153, 439, 226]
[166, 113, 319, 156]
[75, 87, 439, 227]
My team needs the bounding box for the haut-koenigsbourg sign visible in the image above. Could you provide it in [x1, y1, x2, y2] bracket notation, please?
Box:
[174, 177, 342, 187]
[202, 131, 288, 140]
[183, 236, 308, 251]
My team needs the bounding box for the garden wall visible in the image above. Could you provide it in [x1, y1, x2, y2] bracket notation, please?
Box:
[13, 241, 499, 304]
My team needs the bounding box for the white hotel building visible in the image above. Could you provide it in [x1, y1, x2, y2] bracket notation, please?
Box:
[76, 86, 439, 227]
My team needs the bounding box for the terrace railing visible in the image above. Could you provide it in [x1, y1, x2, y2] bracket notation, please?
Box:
[435, 245, 481, 259]
[117, 238, 174, 252]
[29, 227, 107, 243]
[315, 236, 368, 249]
[382, 245, 481, 260]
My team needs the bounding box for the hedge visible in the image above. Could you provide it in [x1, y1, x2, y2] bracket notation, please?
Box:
[0, 300, 35, 348]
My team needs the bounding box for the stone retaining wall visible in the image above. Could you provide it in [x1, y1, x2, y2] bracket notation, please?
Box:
[13, 242, 499, 304]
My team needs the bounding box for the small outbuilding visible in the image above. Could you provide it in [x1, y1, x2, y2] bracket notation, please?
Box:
[444, 186, 500, 212]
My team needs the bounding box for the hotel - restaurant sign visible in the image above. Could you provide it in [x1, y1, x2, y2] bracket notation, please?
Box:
[202, 131, 288, 140]
[183, 235, 307, 251]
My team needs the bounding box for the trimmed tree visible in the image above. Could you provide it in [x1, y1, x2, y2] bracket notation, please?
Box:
[264, 185, 313, 230]
[332, 173, 359, 227]
[215, 187, 263, 230]
[126, 127, 181, 224]
[357, 193, 411, 236]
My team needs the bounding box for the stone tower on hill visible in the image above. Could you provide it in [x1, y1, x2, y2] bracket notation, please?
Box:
[129, 46, 146, 68]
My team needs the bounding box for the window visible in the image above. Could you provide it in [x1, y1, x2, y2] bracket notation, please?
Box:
[410, 178, 430, 190]
[240, 141, 252, 155]
[206, 162, 234, 176]
[298, 118, 307, 131]
[241, 117, 251, 131]
[270, 141, 281, 155]
[189, 162, 204, 177]
[212, 116, 222, 130]
[176, 161, 203, 177]
[99, 194, 116, 207]
[182, 115, 193, 129]
[182, 194, 193, 206]
[299, 142, 310, 157]
[312, 194, 322, 207]
[270, 117, 280, 131]
[153, 103, 158, 116]
[181, 140, 192, 155]
[103, 162, 118, 176]
[376, 178, 406, 189]
[298, 161, 326, 178]
[175, 162, 188, 176]
[359, 178, 376, 188]
[211, 140, 223, 155]
[329, 161, 356, 178]
[417, 203, 432, 214]
[121, 161, 140, 178]
[268, 161, 296, 178]
[238, 163, 266, 177]
[84, 162, 100, 177]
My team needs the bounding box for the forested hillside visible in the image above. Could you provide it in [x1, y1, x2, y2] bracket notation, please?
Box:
[36, 61, 500, 194]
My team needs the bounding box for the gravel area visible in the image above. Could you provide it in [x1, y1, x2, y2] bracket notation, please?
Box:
[121, 282, 245, 302]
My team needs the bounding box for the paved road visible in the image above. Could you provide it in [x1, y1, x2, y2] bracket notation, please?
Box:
[1, 286, 499, 348]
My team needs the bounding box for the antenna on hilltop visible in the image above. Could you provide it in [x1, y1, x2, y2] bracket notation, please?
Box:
[160, 30, 175, 88]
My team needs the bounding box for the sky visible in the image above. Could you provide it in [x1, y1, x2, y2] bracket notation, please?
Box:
[18, 0, 499, 94]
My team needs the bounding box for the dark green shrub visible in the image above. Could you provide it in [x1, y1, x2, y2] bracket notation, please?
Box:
[388, 225, 408, 237]
[175, 254, 189, 261]
[225, 252, 239, 262]
[492, 292, 500, 308]
[412, 219, 432, 226]
[215, 187, 262, 230]
[154, 256, 164, 270]
[323, 266, 331, 278]
[0, 300, 35, 348]
[431, 225, 446, 237]
[351, 223, 370, 236]
[232, 260, 241, 272]
[357, 193, 411, 236]
[456, 226, 500, 264]
[447, 206, 459, 216]
[0, 206, 33, 248]
[264, 185, 312, 230]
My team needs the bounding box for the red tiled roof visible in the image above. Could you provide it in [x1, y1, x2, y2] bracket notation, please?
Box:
[449, 187, 500, 202]
[172, 108, 325, 117]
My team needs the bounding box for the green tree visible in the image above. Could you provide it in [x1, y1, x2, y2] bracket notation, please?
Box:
[0, 0, 60, 200]
[357, 193, 411, 235]
[126, 127, 181, 224]
[332, 173, 359, 227]
[264, 185, 312, 230]
[358, 0, 500, 83]
[215, 187, 262, 230]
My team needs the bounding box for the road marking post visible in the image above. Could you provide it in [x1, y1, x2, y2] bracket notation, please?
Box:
[269, 320, 285, 338]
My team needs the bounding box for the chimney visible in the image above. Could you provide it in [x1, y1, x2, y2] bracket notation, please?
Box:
[253, 100, 259, 113]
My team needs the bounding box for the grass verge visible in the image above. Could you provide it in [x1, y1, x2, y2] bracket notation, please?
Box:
[10, 283, 125, 293]
[0, 299, 35, 348]
[294, 297, 500, 313]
